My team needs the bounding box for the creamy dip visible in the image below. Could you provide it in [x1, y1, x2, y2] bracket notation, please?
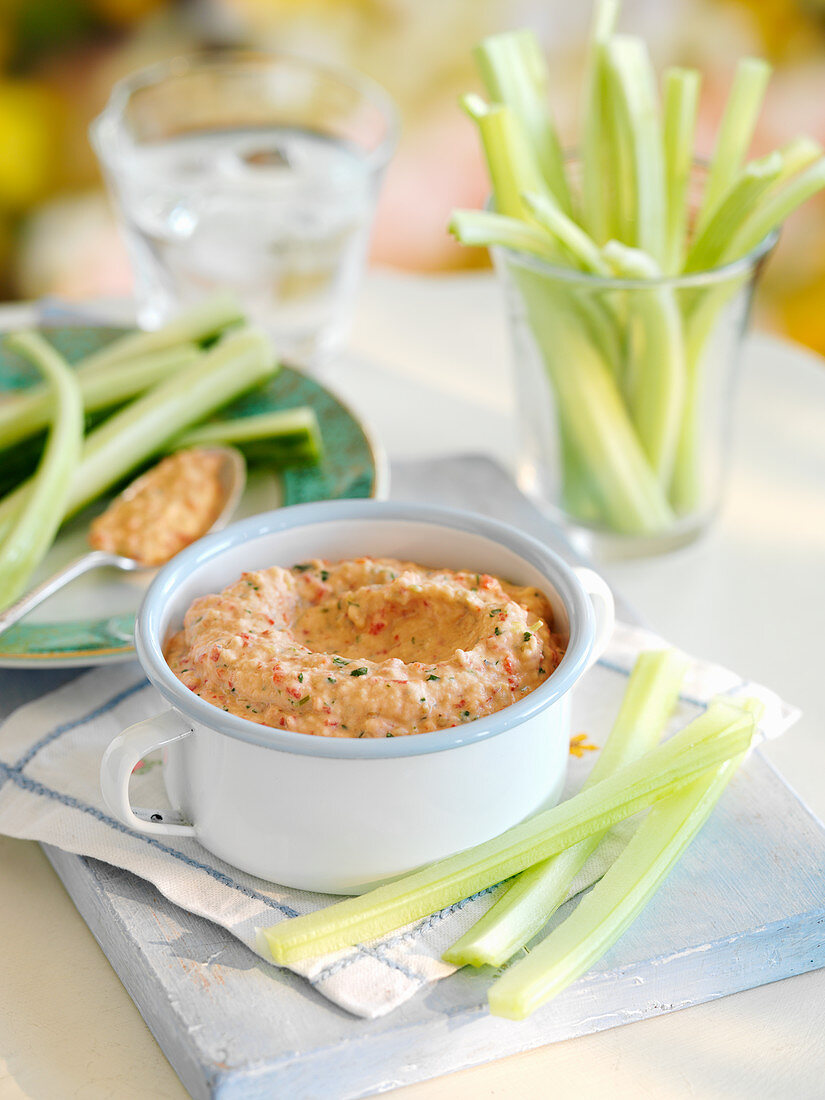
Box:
[88, 449, 225, 566]
[165, 557, 567, 738]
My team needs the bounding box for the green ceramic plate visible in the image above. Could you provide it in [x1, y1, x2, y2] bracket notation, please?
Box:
[0, 326, 387, 668]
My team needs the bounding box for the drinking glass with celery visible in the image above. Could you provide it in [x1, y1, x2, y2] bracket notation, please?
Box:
[450, 2, 825, 553]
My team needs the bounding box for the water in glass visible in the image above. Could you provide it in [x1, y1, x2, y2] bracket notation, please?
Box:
[113, 125, 374, 366]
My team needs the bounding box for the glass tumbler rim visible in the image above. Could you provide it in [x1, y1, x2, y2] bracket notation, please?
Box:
[490, 150, 779, 288]
[493, 226, 779, 290]
[90, 47, 400, 175]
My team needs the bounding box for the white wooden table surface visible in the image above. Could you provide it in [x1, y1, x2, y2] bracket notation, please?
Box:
[1, 270, 824, 1099]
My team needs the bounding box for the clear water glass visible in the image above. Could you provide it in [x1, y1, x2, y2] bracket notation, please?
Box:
[91, 52, 398, 369]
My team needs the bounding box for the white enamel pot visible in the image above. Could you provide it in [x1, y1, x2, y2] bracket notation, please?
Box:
[100, 501, 614, 894]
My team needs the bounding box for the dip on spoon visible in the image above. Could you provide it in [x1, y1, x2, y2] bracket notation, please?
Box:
[0, 446, 245, 635]
[89, 448, 238, 566]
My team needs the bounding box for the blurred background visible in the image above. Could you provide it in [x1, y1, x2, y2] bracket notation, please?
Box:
[1, 0, 824, 352]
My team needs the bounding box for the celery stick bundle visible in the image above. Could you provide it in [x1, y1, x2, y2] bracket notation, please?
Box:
[450, 4, 825, 538]
[262, 650, 760, 1020]
[0, 297, 323, 611]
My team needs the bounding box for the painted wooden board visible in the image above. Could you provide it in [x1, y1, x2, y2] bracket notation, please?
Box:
[40, 747, 825, 1100]
[5, 456, 825, 1099]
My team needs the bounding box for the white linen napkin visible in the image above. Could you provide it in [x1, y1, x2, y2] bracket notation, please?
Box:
[0, 621, 799, 1019]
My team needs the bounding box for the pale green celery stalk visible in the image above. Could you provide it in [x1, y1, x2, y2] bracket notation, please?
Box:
[489, 697, 768, 1019]
[459, 92, 488, 118]
[720, 156, 825, 262]
[443, 649, 688, 969]
[683, 151, 783, 273]
[681, 155, 825, 343]
[459, 73, 646, 528]
[772, 136, 823, 185]
[581, 0, 621, 244]
[517, 193, 624, 371]
[662, 67, 701, 274]
[602, 241, 686, 487]
[72, 292, 245, 375]
[474, 29, 573, 216]
[0, 342, 199, 450]
[556, 418, 601, 526]
[677, 140, 821, 322]
[450, 209, 621, 372]
[607, 62, 638, 249]
[449, 210, 559, 263]
[449, 220, 616, 518]
[670, 156, 825, 514]
[669, 294, 737, 515]
[605, 35, 667, 266]
[520, 192, 611, 275]
[488, 722, 755, 1019]
[693, 57, 772, 235]
[0, 334, 83, 608]
[450, 209, 608, 368]
[0, 293, 243, 446]
[262, 703, 752, 965]
[460, 96, 551, 223]
[0, 327, 277, 541]
[514, 266, 673, 533]
[175, 406, 322, 464]
[66, 327, 276, 517]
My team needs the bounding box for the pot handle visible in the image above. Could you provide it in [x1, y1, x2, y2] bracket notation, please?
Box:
[100, 709, 197, 838]
[573, 567, 615, 670]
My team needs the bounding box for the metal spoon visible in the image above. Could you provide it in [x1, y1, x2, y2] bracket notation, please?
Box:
[0, 446, 246, 637]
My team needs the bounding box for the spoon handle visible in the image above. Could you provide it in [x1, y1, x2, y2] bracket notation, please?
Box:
[0, 550, 140, 636]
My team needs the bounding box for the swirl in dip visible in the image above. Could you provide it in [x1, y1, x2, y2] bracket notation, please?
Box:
[164, 557, 567, 738]
[88, 449, 225, 567]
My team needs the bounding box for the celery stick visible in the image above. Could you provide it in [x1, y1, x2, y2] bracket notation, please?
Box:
[458, 85, 628, 423]
[67, 328, 276, 516]
[556, 417, 602, 525]
[670, 157, 825, 514]
[683, 151, 782, 273]
[721, 156, 825, 262]
[514, 267, 673, 533]
[521, 193, 611, 275]
[450, 212, 621, 371]
[461, 97, 552, 223]
[444, 649, 688, 969]
[460, 59, 628, 440]
[449, 209, 559, 263]
[0, 327, 277, 540]
[488, 740, 752, 1019]
[581, 0, 621, 244]
[0, 334, 83, 609]
[175, 406, 322, 465]
[662, 67, 701, 274]
[262, 703, 752, 964]
[71, 292, 244, 375]
[773, 136, 823, 185]
[513, 194, 625, 369]
[668, 298, 730, 515]
[602, 241, 686, 486]
[0, 292, 242, 447]
[605, 35, 667, 266]
[474, 29, 573, 216]
[694, 57, 772, 235]
[0, 342, 199, 451]
[607, 63, 637, 249]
